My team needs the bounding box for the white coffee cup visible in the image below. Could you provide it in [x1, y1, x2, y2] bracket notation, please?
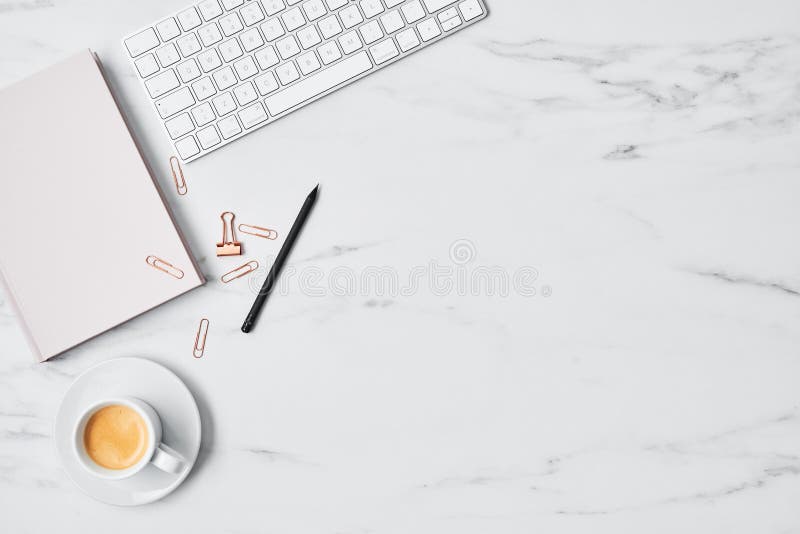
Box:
[73, 397, 185, 480]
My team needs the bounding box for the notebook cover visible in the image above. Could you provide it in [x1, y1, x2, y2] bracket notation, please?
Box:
[0, 49, 204, 362]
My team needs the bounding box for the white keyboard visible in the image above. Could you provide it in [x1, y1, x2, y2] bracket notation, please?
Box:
[123, 0, 488, 162]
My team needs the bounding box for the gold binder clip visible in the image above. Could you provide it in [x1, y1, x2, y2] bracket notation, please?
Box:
[221, 260, 259, 283]
[170, 156, 187, 196]
[216, 211, 242, 256]
[238, 224, 278, 240]
[146, 255, 185, 279]
[193, 318, 209, 358]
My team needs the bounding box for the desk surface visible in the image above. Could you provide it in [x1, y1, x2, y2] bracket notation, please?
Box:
[2, 1, 800, 531]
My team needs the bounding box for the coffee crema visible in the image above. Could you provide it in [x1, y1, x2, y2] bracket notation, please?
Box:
[83, 404, 148, 470]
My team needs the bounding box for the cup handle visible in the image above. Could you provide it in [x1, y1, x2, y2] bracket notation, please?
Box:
[150, 443, 186, 474]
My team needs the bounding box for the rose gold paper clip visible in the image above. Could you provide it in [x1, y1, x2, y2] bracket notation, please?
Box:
[146, 256, 185, 279]
[170, 156, 187, 196]
[238, 224, 278, 240]
[193, 318, 209, 358]
[221, 260, 259, 283]
[217, 211, 242, 256]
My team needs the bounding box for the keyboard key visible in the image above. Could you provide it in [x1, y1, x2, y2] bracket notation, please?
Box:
[458, 0, 483, 21]
[145, 69, 180, 98]
[385, 0, 404, 6]
[395, 28, 420, 51]
[156, 18, 181, 41]
[254, 72, 279, 94]
[297, 26, 322, 49]
[255, 46, 280, 69]
[197, 125, 221, 148]
[175, 135, 200, 159]
[319, 15, 343, 38]
[440, 15, 461, 31]
[233, 81, 258, 104]
[437, 7, 458, 22]
[265, 51, 371, 115]
[221, 0, 245, 9]
[134, 54, 159, 77]
[263, 0, 287, 15]
[155, 87, 196, 118]
[298, 51, 321, 74]
[219, 12, 244, 36]
[213, 66, 238, 89]
[176, 59, 202, 82]
[241, 3, 266, 25]
[380, 10, 403, 33]
[125, 28, 159, 57]
[318, 41, 342, 64]
[233, 55, 258, 79]
[325, 0, 347, 9]
[261, 18, 286, 41]
[217, 115, 242, 138]
[198, 23, 224, 46]
[241, 27, 266, 51]
[359, 20, 383, 44]
[422, 0, 456, 11]
[238, 102, 269, 128]
[338, 31, 363, 54]
[401, 0, 425, 23]
[198, 0, 224, 20]
[198, 48, 223, 72]
[339, 5, 363, 28]
[277, 35, 301, 59]
[212, 91, 237, 115]
[156, 43, 181, 67]
[178, 7, 203, 30]
[192, 76, 218, 100]
[369, 38, 398, 64]
[276, 61, 300, 84]
[417, 18, 440, 41]
[303, 0, 327, 21]
[192, 102, 216, 125]
[360, 0, 384, 18]
[281, 7, 306, 31]
[219, 38, 244, 61]
[165, 112, 195, 139]
[177, 33, 203, 56]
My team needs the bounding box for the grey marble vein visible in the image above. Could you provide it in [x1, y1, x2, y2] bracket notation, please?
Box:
[688, 269, 800, 297]
[300, 242, 383, 263]
[0, 0, 53, 13]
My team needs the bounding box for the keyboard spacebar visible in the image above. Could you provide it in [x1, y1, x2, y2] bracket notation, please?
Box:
[264, 51, 373, 116]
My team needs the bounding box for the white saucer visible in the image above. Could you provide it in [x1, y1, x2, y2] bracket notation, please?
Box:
[54, 357, 202, 506]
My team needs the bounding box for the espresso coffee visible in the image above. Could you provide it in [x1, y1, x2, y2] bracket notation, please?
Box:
[83, 404, 149, 470]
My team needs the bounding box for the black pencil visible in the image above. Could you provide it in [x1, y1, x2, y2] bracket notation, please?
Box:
[241, 184, 319, 333]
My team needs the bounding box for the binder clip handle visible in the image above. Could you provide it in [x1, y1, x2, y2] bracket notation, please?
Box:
[217, 211, 242, 256]
[220, 211, 237, 244]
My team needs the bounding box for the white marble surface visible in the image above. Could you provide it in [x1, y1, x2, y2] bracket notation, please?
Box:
[2, 0, 800, 531]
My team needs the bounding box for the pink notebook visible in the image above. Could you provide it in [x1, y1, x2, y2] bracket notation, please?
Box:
[0, 50, 204, 362]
